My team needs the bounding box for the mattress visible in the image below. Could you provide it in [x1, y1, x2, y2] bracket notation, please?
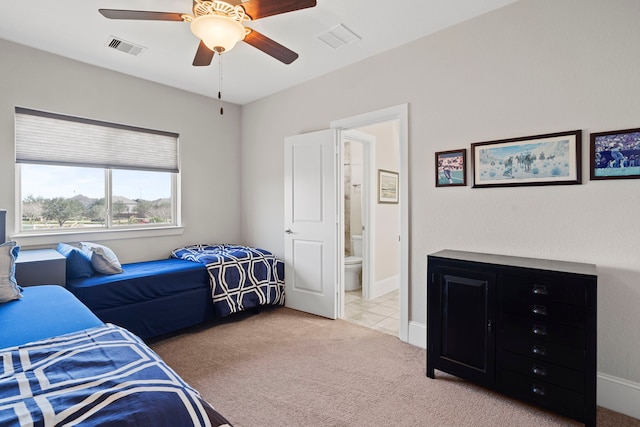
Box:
[66, 258, 208, 311]
[0, 285, 103, 349]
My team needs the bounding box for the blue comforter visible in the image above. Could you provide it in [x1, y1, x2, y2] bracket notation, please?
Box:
[0, 324, 230, 426]
[171, 244, 285, 317]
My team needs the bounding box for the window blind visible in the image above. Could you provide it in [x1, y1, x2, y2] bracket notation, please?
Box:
[15, 107, 179, 173]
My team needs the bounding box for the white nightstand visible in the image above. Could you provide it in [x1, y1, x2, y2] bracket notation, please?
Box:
[15, 249, 66, 287]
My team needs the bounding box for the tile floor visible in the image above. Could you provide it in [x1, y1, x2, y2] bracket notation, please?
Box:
[343, 289, 399, 336]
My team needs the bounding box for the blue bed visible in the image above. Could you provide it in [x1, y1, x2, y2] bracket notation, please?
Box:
[66, 258, 212, 339]
[0, 285, 103, 349]
[171, 244, 285, 317]
[0, 286, 231, 426]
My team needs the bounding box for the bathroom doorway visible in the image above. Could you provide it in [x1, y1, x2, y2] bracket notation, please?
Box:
[331, 104, 408, 342]
[341, 122, 401, 337]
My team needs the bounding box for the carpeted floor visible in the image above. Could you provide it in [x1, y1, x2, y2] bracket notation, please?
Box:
[150, 307, 640, 427]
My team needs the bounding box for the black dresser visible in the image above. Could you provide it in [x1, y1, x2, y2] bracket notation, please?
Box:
[427, 250, 597, 426]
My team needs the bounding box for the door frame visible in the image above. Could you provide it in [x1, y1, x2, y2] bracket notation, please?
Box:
[331, 104, 409, 343]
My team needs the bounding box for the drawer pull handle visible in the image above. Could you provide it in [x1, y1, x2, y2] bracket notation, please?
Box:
[531, 365, 547, 376]
[532, 284, 548, 295]
[532, 305, 548, 316]
[532, 325, 548, 336]
[532, 345, 546, 356]
[531, 385, 546, 397]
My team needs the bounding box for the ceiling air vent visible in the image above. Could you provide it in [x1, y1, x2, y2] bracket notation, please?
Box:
[106, 36, 146, 56]
[318, 24, 361, 50]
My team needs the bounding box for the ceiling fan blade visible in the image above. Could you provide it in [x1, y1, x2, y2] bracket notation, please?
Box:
[242, 0, 317, 20]
[99, 9, 185, 21]
[244, 29, 299, 64]
[193, 41, 216, 66]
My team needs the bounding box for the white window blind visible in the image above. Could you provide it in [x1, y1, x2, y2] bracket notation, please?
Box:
[15, 107, 179, 173]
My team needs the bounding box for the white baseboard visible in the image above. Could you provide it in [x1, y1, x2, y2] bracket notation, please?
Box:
[406, 322, 640, 421]
[407, 321, 426, 349]
[370, 274, 399, 300]
[597, 372, 640, 420]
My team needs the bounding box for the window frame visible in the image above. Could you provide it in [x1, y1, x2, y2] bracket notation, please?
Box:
[14, 108, 182, 244]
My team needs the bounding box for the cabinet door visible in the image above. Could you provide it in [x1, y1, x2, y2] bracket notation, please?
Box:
[428, 263, 496, 386]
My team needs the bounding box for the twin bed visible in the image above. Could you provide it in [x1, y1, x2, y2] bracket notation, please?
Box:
[0, 286, 231, 426]
[1, 241, 286, 426]
[65, 244, 285, 339]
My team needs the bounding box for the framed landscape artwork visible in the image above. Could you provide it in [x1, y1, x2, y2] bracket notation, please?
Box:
[590, 127, 640, 180]
[435, 149, 466, 187]
[378, 169, 399, 203]
[471, 130, 582, 188]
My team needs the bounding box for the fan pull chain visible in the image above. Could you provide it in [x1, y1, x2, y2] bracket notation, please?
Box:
[218, 53, 224, 115]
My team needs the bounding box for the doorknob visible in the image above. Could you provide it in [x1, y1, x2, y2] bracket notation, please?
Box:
[285, 229, 293, 234]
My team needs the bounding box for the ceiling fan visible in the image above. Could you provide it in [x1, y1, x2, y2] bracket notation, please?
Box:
[99, 0, 318, 66]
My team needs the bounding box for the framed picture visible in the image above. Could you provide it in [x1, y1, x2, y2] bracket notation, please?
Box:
[435, 149, 466, 187]
[471, 130, 582, 188]
[378, 169, 399, 203]
[590, 127, 640, 180]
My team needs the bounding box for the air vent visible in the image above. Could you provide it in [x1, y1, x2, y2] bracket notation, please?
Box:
[105, 36, 146, 56]
[317, 24, 361, 50]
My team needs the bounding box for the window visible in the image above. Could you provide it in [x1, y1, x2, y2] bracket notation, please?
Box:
[16, 107, 179, 233]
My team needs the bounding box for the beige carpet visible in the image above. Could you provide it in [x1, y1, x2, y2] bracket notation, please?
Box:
[150, 307, 639, 427]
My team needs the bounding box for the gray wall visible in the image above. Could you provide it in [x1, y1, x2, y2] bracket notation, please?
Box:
[0, 38, 243, 262]
[240, 0, 640, 387]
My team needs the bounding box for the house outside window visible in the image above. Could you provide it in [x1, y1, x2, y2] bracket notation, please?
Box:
[15, 107, 179, 234]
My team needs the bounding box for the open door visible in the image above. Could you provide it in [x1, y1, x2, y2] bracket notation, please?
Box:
[284, 129, 338, 319]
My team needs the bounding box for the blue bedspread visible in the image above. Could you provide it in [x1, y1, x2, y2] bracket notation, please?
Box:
[0, 324, 230, 426]
[171, 244, 285, 317]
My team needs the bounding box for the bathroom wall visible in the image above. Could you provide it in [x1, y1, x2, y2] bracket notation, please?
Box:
[359, 122, 400, 287]
[344, 140, 364, 257]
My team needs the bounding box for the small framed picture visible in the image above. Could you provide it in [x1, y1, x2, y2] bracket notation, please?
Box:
[378, 169, 399, 204]
[471, 130, 582, 188]
[590, 128, 640, 180]
[435, 149, 466, 187]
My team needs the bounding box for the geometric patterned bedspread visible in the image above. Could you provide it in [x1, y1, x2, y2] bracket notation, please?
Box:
[0, 324, 231, 427]
[171, 244, 285, 318]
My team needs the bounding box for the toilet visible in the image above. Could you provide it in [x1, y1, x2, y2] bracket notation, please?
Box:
[344, 235, 363, 291]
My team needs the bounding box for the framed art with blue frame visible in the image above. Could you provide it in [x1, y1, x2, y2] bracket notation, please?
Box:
[590, 127, 640, 180]
[435, 149, 466, 187]
[471, 130, 582, 188]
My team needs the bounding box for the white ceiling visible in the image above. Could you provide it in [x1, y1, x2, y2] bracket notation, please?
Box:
[0, 0, 519, 105]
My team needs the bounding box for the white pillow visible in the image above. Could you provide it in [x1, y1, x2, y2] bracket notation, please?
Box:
[0, 241, 22, 303]
[80, 242, 123, 275]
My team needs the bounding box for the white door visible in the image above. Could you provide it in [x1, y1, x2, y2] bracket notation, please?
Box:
[284, 129, 338, 319]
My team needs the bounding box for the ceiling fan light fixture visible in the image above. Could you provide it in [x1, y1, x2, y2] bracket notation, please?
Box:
[190, 14, 246, 53]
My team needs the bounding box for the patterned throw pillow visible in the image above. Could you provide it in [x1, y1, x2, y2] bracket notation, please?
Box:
[0, 241, 21, 303]
[80, 242, 123, 275]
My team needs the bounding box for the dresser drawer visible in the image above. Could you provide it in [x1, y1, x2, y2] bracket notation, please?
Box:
[499, 298, 586, 328]
[499, 313, 585, 349]
[498, 350, 584, 392]
[498, 330, 585, 370]
[497, 370, 585, 421]
[500, 274, 587, 307]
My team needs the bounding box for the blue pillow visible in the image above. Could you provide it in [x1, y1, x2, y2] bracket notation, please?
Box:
[56, 243, 94, 279]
